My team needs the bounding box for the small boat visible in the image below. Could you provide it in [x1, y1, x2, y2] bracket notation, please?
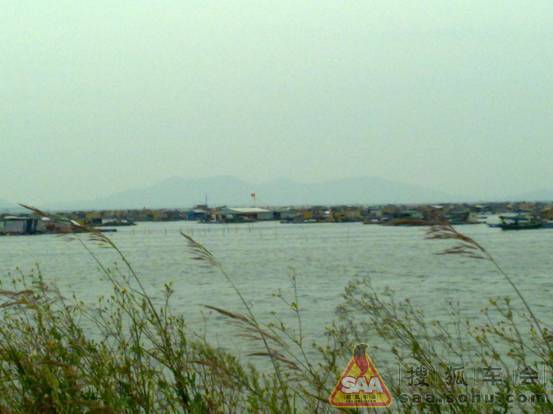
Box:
[498, 214, 542, 230]
[96, 219, 136, 227]
[362, 219, 381, 225]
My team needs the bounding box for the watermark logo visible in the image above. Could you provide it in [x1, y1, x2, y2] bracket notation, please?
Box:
[329, 343, 393, 408]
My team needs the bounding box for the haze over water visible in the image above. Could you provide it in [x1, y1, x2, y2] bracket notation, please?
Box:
[3, 1, 553, 205]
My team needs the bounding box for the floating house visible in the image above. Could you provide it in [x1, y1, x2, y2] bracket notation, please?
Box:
[216, 207, 274, 222]
[275, 208, 301, 222]
[186, 205, 211, 221]
[0, 216, 40, 235]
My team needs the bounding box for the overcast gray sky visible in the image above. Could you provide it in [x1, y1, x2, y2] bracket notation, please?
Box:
[2, 1, 552, 205]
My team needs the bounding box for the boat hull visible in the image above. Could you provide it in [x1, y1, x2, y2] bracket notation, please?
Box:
[499, 223, 542, 230]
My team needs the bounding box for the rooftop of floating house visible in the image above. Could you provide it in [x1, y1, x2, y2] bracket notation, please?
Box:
[224, 207, 272, 214]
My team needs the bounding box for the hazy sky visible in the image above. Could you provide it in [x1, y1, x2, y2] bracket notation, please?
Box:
[2, 1, 553, 205]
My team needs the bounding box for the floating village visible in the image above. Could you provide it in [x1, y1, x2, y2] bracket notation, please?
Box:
[3, 200, 553, 236]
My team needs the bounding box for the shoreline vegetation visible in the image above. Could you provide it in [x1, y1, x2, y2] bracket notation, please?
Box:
[0, 206, 551, 413]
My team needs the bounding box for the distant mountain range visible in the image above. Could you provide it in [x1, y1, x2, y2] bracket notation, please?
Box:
[4, 177, 553, 211]
[51, 176, 462, 210]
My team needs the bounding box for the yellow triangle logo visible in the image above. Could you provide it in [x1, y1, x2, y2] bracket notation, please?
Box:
[329, 344, 393, 408]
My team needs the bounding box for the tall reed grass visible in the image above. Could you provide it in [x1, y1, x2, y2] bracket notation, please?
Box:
[0, 208, 550, 413]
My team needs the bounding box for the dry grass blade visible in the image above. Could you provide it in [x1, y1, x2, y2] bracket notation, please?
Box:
[426, 222, 552, 356]
[238, 329, 284, 347]
[20, 203, 77, 229]
[247, 351, 300, 371]
[18, 204, 50, 218]
[0, 300, 26, 309]
[0, 289, 36, 308]
[88, 231, 113, 247]
[180, 231, 289, 402]
[180, 231, 218, 266]
[204, 305, 251, 324]
[20, 204, 118, 251]
[437, 246, 487, 260]
[204, 305, 284, 346]
[19, 203, 98, 236]
[188, 359, 212, 367]
[0, 290, 34, 298]
[426, 224, 488, 260]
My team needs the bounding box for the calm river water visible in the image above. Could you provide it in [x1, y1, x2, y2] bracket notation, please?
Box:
[1, 221, 552, 359]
